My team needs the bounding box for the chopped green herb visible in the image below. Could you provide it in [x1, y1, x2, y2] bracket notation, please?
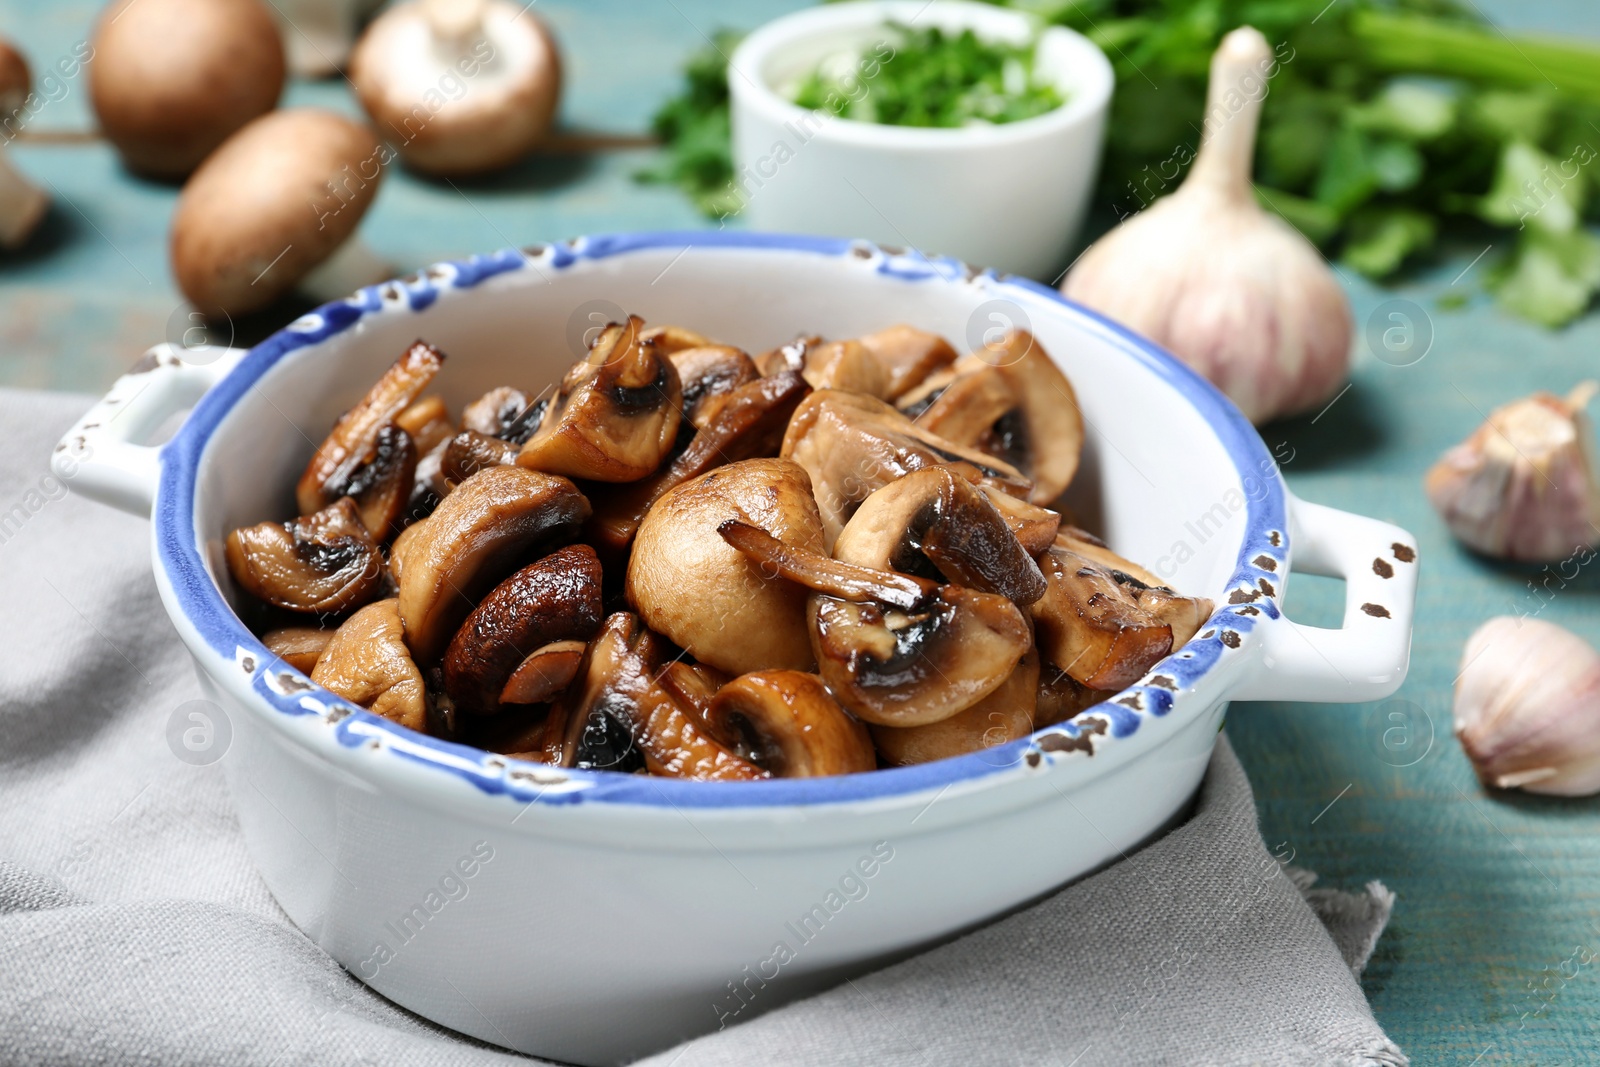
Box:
[789, 23, 1064, 128]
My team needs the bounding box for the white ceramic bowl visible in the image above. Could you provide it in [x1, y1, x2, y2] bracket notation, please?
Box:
[55, 233, 1418, 1065]
[730, 1, 1114, 280]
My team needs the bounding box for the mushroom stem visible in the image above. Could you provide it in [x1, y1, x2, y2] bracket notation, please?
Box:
[272, 0, 371, 77]
[0, 147, 48, 250]
[423, 0, 488, 45]
[717, 519, 931, 610]
[297, 235, 393, 302]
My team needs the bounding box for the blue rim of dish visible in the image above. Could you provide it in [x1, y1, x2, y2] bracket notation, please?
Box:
[154, 231, 1287, 810]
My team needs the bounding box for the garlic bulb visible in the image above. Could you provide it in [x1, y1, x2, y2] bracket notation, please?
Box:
[1455, 616, 1600, 796]
[1062, 27, 1351, 425]
[1425, 382, 1600, 562]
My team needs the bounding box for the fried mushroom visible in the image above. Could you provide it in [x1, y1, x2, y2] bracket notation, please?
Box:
[669, 345, 760, 435]
[226, 497, 383, 614]
[442, 544, 603, 714]
[261, 626, 336, 673]
[396, 466, 590, 664]
[440, 430, 520, 486]
[701, 671, 875, 777]
[311, 599, 429, 732]
[516, 315, 682, 482]
[461, 386, 545, 444]
[872, 648, 1039, 765]
[858, 324, 959, 400]
[626, 458, 823, 675]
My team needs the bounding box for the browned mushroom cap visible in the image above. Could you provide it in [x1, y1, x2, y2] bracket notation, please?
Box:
[716, 520, 1031, 727]
[388, 515, 428, 588]
[226, 497, 384, 614]
[1031, 536, 1212, 691]
[499, 640, 588, 706]
[1054, 527, 1212, 649]
[297, 340, 444, 536]
[395, 395, 455, 455]
[396, 466, 590, 664]
[311, 598, 428, 732]
[701, 671, 875, 777]
[560, 613, 766, 780]
[261, 626, 336, 673]
[656, 660, 730, 722]
[799, 340, 890, 398]
[89, 0, 286, 179]
[858, 324, 959, 401]
[1035, 664, 1111, 728]
[833, 466, 1047, 605]
[754, 334, 819, 377]
[670, 345, 760, 435]
[461, 386, 545, 444]
[642, 324, 714, 354]
[440, 430, 520, 486]
[517, 315, 683, 482]
[872, 648, 1039, 765]
[588, 371, 810, 558]
[898, 331, 1083, 504]
[973, 480, 1061, 557]
[626, 458, 824, 675]
[780, 389, 1031, 547]
[441, 544, 603, 714]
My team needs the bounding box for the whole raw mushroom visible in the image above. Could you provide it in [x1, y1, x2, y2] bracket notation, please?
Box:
[89, 0, 286, 179]
[170, 109, 391, 318]
[351, 0, 561, 176]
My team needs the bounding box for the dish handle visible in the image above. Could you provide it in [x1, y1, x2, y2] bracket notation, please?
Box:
[51, 343, 248, 517]
[1229, 494, 1419, 704]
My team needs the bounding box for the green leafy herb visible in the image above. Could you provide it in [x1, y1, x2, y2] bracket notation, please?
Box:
[790, 23, 1064, 127]
[633, 30, 742, 217]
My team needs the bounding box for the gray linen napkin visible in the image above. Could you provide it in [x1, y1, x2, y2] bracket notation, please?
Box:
[0, 388, 1406, 1067]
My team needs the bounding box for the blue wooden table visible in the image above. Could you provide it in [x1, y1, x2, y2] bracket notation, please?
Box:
[4, 1, 1600, 1062]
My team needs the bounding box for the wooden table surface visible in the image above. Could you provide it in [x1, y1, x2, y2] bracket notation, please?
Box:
[5, 1, 1600, 1063]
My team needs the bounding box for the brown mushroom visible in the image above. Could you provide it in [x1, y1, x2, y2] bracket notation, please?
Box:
[461, 386, 545, 443]
[973, 480, 1061, 557]
[499, 640, 588, 706]
[717, 520, 1031, 727]
[395, 395, 455, 527]
[297, 340, 443, 538]
[442, 544, 603, 714]
[626, 458, 823, 675]
[832, 465, 1047, 605]
[170, 108, 389, 318]
[261, 626, 337, 673]
[396, 465, 590, 664]
[560, 613, 766, 780]
[799, 340, 890, 398]
[655, 660, 730, 722]
[517, 315, 683, 482]
[780, 389, 1031, 547]
[440, 430, 520, 486]
[755, 335, 818, 377]
[226, 497, 384, 614]
[701, 670, 876, 777]
[1031, 534, 1213, 691]
[1035, 664, 1112, 728]
[350, 0, 562, 176]
[311, 598, 428, 732]
[872, 648, 1039, 765]
[897, 331, 1083, 504]
[89, 0, 286, 179]
[858, 324, 959, 401]
[670, 345, 760, 437]
[396, 395, 455, 454]
[588, 371, 810, 558]
[641, 324, 714, 354]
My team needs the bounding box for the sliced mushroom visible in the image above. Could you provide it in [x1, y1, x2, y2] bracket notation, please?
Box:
[799, 340, 890, 398]
[1035, 664, 1111, 728]
[442, 543, 604, 714]
[872, 648, 1039, 766]
[701, 671, 876, 777]
[717, 520, 1031, 727]
[395, 395, 455, 455]
[1053, 528, 1213, 650]
[626, 458, 824, 675]
[974, 480, 1061, 557]
[642, 324, 714, 354]
[440, 430, 520, 486]
[462, 386, 545, 444]
[226, 497, 384, 614]
[311, 598, 429, 732]
[755, 334, 819, 377]
[561, 613, 766, 780]
[499, 640, 588, 706]
[460, 702, 564, 762]
[261, 626, 336, 673]
[858, 324, 959, 401]
[833, 466, 1047, 605]
[516, 315, 683, 482]
[670, 345, 760, 437]
[897, 331, 1083, 504]
[1031, 536, 1212, 691]
[656, 660, 730, 723]
[397, 466, 590, 664]
[588, 371, 810, 558]
[297, 340, 444, 535]
[388, 515, 427, 588]
[781, 389, 1032, 547]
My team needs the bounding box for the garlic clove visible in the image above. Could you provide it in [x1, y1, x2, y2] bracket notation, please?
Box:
[1455, 616, 1600, 797]
[1062, 27, 1352, 426]
[1425, 382, 1600, 562]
